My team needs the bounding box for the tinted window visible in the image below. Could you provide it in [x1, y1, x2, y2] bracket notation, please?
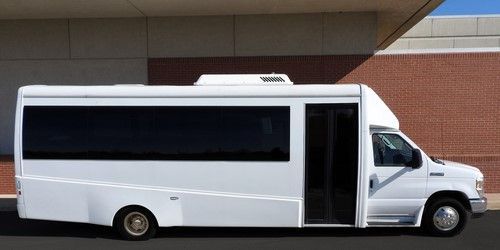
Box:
[219, 107, 289, 161]
[87, 107, 156, 160]
[155, 107, 221, 160]
[23, 106, 88, 159]
[372, 133, 413, 166]
[23, 106, 290, 161]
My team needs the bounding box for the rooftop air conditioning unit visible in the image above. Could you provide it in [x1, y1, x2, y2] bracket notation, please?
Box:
[194, 74, 293, 86]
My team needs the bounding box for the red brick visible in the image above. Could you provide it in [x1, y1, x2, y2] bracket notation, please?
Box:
[0, 156, 15, 194]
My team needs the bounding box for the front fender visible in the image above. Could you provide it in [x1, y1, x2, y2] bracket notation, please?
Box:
[426, 177, 479, 199]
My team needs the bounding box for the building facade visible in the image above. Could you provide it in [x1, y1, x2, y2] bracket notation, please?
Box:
[1, 1, 499, 193]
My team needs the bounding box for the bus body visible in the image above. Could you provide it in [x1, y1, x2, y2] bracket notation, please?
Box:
[14, 74, 486, 239]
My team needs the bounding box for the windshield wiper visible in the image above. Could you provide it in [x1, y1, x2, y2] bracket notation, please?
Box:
[430, 156, 445, 165]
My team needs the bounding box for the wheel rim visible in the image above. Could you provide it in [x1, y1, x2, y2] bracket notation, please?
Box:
[433, 206, 459, 231]
[124, 211, 149, 236]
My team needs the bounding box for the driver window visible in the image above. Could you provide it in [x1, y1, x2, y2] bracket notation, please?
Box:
[372, 133, 413, 167]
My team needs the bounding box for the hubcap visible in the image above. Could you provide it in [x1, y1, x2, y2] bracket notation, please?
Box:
[433, 206, 459, 231]
[124, 212, 149, 236]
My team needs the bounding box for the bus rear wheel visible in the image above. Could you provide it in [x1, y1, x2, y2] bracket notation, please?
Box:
[114, 206, 158, 240]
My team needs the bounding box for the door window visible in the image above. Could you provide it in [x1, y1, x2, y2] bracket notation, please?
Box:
[372, 133, 413, 167]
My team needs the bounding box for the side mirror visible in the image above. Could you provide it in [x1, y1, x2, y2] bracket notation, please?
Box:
[409, 148, 423, 169]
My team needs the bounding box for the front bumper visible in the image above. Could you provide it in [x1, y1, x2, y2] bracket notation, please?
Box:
[470, 197, 488, 214]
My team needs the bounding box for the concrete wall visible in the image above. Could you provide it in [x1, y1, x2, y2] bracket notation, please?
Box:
[0, 12, 377, 154]
[147, 12, 377, 57]
[387, 15, 500, 50]
[0, 18, 149, 154]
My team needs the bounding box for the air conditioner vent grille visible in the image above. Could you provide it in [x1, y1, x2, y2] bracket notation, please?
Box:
[260, 76, 285, 82]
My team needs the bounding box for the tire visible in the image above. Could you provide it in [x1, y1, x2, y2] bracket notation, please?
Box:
[114, 207, 158, 241]
[423, 198, 469, 237]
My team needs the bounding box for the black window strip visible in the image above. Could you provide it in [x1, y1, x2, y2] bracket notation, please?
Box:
[22, 106, 290, 162]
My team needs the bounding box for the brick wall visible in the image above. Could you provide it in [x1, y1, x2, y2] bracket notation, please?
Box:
[0, 156, 14, 194]
[149, 52, 500, 192]
[337, 53, 499, 192]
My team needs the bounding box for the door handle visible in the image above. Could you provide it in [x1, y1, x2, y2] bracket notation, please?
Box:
[369, 179, 374, 189]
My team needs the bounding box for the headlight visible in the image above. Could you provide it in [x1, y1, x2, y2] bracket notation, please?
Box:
[476, 178, 484, 196]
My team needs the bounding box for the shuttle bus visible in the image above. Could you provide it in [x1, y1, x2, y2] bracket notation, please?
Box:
[14, 74, 486, 240]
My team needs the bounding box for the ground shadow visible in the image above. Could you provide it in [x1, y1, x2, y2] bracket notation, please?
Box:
[0, 210, 427, 240]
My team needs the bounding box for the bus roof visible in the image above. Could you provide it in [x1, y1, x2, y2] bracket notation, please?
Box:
[20, 84, 362, 98]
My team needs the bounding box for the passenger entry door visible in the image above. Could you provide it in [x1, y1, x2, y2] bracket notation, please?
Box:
[367, 132, 427, 222]
[304, 104, 359, 225]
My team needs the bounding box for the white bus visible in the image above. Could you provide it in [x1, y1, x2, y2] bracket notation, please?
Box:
[14, 74, 486, 240]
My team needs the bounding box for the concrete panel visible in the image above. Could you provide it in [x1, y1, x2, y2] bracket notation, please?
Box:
[402, 18, 432, 37]
[323, 12, 377, 55]
[385, 39, 410, 50]
[0, 19, 69, 59]
[148, 16, 234, 57]
[478, 17, 500, 36]
[0, 0, 142, 19]
[408, 38, 454, 49]
[129, 0, 431, 17]
[70, 18, 147, 58]
[0, 59, 147, 154]
[235, 13, 322, 56]
[432, 18, 477, 37]
[453, 37, 500, 48]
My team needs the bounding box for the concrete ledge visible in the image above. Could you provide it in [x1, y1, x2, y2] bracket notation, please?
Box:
[485, 193, 500, 210]
[376, 47, 500, 55]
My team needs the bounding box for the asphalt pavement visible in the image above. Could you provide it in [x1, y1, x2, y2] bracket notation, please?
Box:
[0, 199, 499, 250]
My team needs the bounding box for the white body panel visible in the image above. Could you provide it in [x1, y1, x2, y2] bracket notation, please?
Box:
[14, 81, 484, 229]
[426, 160, 483, 200]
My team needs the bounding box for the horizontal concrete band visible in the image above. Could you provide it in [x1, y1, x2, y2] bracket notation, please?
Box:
[0, 13, 377, 61]
[403, 15, 500, 38]
[378, 47, 500, 54]
[387, 16, 500, 50]
[388, 37, 500, 50]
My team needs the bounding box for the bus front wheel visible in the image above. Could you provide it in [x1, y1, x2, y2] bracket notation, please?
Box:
[423, 198, 468, 237]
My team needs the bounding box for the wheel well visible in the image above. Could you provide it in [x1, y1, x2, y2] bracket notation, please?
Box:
[113, 205, 159, 227]
[425, 191, 471, 212]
